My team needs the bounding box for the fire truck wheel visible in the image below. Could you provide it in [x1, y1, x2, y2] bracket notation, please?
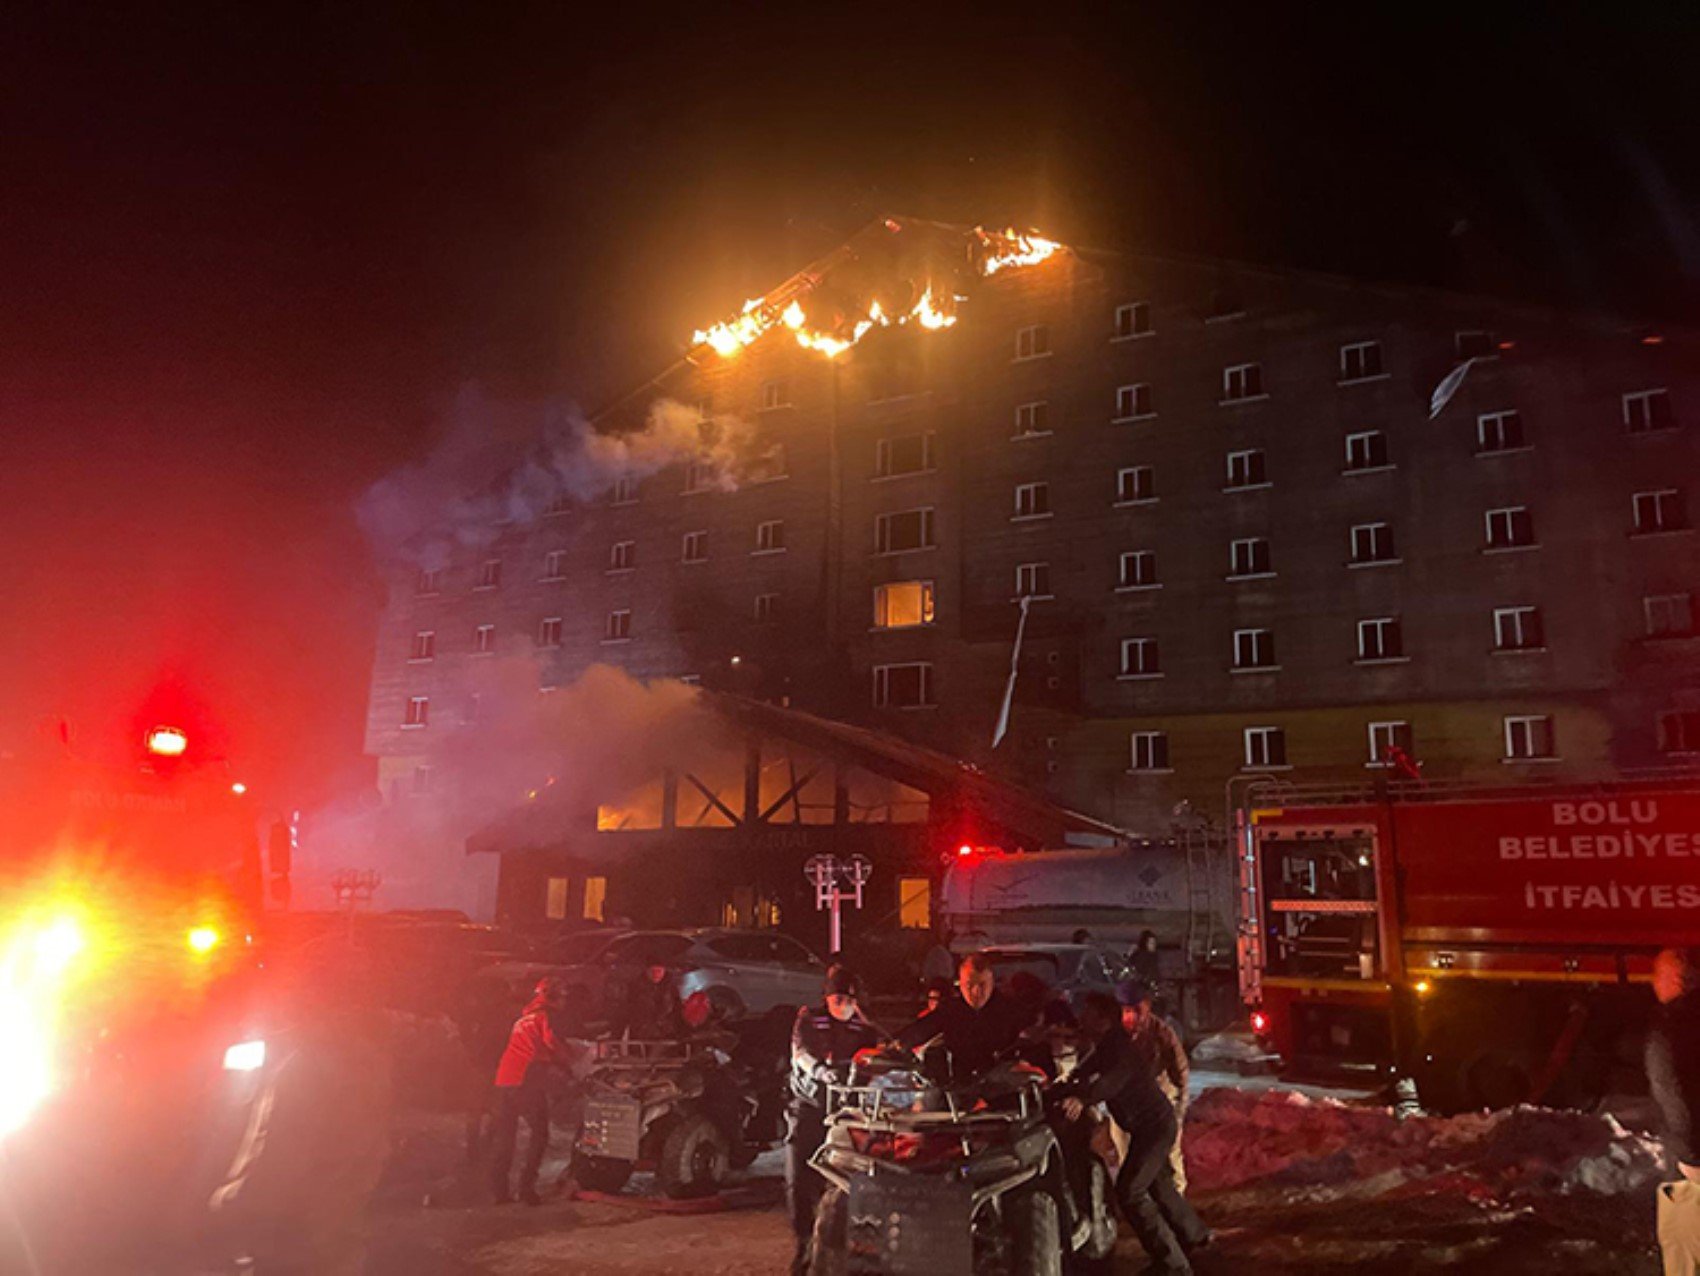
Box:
[1461, 1047, 1537, 1111]
[573, 1155, 633, 1194]
[1006, 1186, 1063, 1276]
[806, 1187, 847, 1276]
[656, 1112, 730, 1198]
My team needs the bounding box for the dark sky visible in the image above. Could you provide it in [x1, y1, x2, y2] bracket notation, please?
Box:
[0, 4, 1694, 803]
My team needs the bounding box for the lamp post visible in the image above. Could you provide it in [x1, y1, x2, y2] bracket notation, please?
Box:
[804, 853, 872, 955]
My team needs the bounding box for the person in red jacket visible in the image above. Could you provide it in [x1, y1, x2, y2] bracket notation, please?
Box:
[490, 976, 571, 1205]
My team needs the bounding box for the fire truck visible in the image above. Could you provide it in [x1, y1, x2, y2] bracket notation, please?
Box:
[1236, 777, 1699, 1111]
[0, 721, 388, 1272]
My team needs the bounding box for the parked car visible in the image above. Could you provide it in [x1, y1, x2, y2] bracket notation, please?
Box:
[546, 928, 825, 1023]
[976, 943, 1131, 1002]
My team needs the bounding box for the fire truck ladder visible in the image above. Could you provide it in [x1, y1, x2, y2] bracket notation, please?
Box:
[1225, 775, 1293, 1007]
[1173, 802, 1218, 968]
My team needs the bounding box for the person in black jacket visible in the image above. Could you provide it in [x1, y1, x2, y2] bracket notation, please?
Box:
[896, 951, 1030, 1079]
[1058, 990, 1209, 1276]
[786, 964, 879, 1275]
[1648, 946, 1700, 1272]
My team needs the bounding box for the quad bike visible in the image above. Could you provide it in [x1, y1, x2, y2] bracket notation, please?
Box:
[806, 1043, 1117, 1276]
[571, 1032, 785, 1198]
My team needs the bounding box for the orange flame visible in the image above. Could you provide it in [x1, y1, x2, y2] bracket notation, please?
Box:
[975, 227, 1062, 276]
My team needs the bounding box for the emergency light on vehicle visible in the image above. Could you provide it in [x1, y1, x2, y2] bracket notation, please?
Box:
[145, 726, 189, 757]
[222, 1040, 266, 1072]
[1250, 1009, 1270, 1035]
[186, 926, 221, 955]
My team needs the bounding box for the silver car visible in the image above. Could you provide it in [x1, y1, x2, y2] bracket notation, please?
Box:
[576, 928, 826, 1022]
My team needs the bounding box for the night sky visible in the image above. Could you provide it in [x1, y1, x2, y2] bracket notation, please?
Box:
[1, 5, 1694, 805]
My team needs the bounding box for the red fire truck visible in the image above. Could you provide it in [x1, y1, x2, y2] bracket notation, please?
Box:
[1236, 778, 1699, 1111]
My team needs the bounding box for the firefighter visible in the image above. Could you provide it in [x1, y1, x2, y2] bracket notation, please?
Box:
[1058, 990, 1210, 1276]
[489, 975, 571, 1205]
[1647, 946, 1700, 1273]
[787, 964, 879, 1275]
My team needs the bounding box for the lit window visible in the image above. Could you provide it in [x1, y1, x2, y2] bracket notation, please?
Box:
[1130, 731, 1170, 771]
[1633, 489, 1688, 535]
[403, 696, 429, 728]
[1476, 410, 1526, 453]
[873, 663, 934, 709]
[542, 549, 567, 580]
[682, 530, 708, 563]
[609, 541, 635, 571]
[1339, 341, 1384, 382]
[898, 877, 932, 929]
[1226, 449, 1267, 489]
[409, 631, 436, 662]
[1503, 715, 1555, 760]
[754, 592, 779, 622]
[1013, 482, 1051, 520]
[1118, 550, 1157, 589]
[1485, 507, 1535, 550]
[1624, 389, 1674, 435]
[1233, 629, 1276, 670]
[755, 520, 786, 553]
[875, 433, 935, 478]
[1493, 606, 1545, 652]
[1645, 593, 1694, 638]
[537, 617, 563, 648]
[1657, 710, 1700, 755]
[1113, 301, 1152, 340]
[476, 559, 502, 590]
[583, 876, 607, 922]
[1243, 726, 1287, 768]
[1350, 522, 1397, 564]
[1014, 325, 1051, 360]
[545, 877, 570, 921]
[760, 379, 789, 410]
[1114, 384, 1153, 420]
[1367, 721, 1413, 766]
[1222, 363, 1264, 402]
[473, 624, 495, 655]
[1356, 617, 1403, 661]
[1230, 538, 1272, 578]
[1120, 637, 1160, 677]
[1014, 401, 1050, 437]
[415, 568, 441, 596]
[1014, 562, 1052, 599]
[875, 508, 936, 554]
[1116, 466, 1155, 504]
[604, 610, 631, 642]
[1344, 431, 1389, 472]
[873, 580, 935, 629]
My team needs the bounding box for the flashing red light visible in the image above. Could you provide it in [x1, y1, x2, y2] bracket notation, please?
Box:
[145, 726, 188, 757]
[1495, 340, 1516, 351]
[1250, 1009, 1270, 1034]
[957, 844, 974, 858]
[1643, 334, 1665, 346]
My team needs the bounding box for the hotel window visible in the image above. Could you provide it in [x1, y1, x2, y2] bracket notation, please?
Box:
[403, 696, 429, 729]
[1456, 330, 1496, 360]
[408, 631, 435, 662]
[875, 432, 935, 478]
[476, 559, 502, 590]
[760, 379, 789, 410]
[537, 616, 563, 648]
[611, 474, 638, 505]
[875, 508, 936, 554]
[1233, 628, 1276, 670]
[1344, 430, 1389, 472]
[1114, 301, 1152, 339]
[1225, 449, 1267, 489]
[1493, 606, 1545, 652]
[1624, 389, 1674, 435]
[1014, 562, 1052, 600]
[1014, 401, 1051, 437]
[415, 568, 441, 596]
[583, 876, 608, 922]
[1476, 410, 1526, 453]
[604, 610, 631, 642]
[683, 458, 713, 494]
[1130, 731, 1170, 771]
[754, 520, 786, 553]
[873, 663, 934, 709]
[681, 530, 708, 563]
[542, 549, 567, 580]
[1633, 489, 1688, 535]
[1350, 522, 1397, 564]
[608, 540, 634, 571]
[754, 592, 778, 622]
[1014, 324, 1051, 360]
[873, 580, 935, 629]
[1645, 593, 1694, 638]
[544, 495, 572, 518]
[1118, 550, 1157, 589]
[1114, 384, 1153, 420]
[1222, 363, 1264, 402]
[1013, 482, 1051, 520]
[1116, 466, 1155, 504]
[1243, 726, 1287, 768]
[1120, 636, 1160, 677]
[1503, 714, 1555, 760]
[899, 877, 932, 929]
[748, 441, 788, 482]
[1658, 710, 1700, 755]
[1484, 506, 1535, 550]
[1229, 538, 1272, 578]
[1339, 341, 1384, 382]
[1367, 721, 1413, 766]
[473, 623, 495, 655]
[1356, 617, 1403, 661]
[545, 877, 570, 922]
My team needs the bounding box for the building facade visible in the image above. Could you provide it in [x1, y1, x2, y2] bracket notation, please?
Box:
[364, 218, 1698, 905]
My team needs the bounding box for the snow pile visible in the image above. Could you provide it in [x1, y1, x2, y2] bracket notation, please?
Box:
[1185, 1087, 1664, 1202]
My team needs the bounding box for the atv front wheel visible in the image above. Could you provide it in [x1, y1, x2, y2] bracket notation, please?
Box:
[572, 1155, 633, 1194]
[806, 1186, 847, 1276]
[1007, 1186, 1063, 1276]
[655, 1112, 730, 1198]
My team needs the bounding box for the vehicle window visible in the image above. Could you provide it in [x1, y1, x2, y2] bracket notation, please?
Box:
[705, 935, 768, 962]
[984, 952, 1062, 984]
[605, 933, 693, 966]
[552, 931, 619, 964]
[1076, 952, 1105, 983]
[769, 936, 820, 967]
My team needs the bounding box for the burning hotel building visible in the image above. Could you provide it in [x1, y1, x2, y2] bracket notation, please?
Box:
[360, 217, 1696, 936]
